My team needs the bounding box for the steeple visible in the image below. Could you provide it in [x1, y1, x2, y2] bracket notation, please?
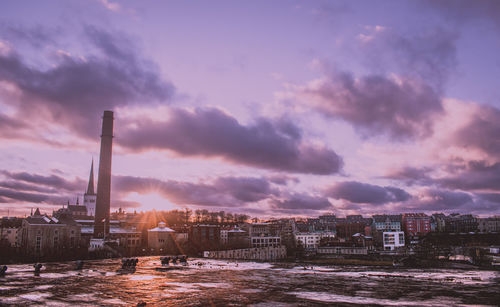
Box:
[86, 159, 95, 195]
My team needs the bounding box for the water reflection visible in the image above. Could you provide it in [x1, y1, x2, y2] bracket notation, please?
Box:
[0, 256, 499, 306]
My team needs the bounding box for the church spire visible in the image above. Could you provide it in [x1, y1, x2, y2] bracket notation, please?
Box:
[86, 159, 95, 195]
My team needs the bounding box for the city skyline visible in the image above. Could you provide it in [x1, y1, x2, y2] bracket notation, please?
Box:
[1, 1, 500, 218]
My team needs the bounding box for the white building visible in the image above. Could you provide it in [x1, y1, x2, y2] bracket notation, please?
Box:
[204, 245, 287, 261]
[382, 231, 405, 250]
[317, 246, 369, 255]
[295, 232, 336, 250]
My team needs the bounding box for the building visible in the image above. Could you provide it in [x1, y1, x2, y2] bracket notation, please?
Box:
[432, 213, 447, 232]
[295, 232, 336, 250]
[402, 213, 432, 237]
[83, 160, 97, 217]
[250, 236, 281, 248]
[19, 209, 83, 258]
[147, 221, 176, 252]
[318, 214, 336, 228]
[188, 225, 220, 251]
[79, 219, 142, 251]
[372, 215, 402, 232]
[351, 233, 374, 248]
[245, 223, 272, 237]
[0, 217, 22, 248]
[268, 219, 297, 255]
[382, 231, 405, 251]
[244, 222, 278, 247]
[336, 220, 368, 239]
[220, 228, 229, 245]
[371, 215, 402, 248]
[445, 214, 478, 233]
[477, 217, 500, 233]
[227, 227, 249, 249]
[53, 201, 88, 218]
[243, 220, 297, 255]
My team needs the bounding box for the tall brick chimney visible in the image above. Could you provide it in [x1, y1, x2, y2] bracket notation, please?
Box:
[93, 110, 114, 238]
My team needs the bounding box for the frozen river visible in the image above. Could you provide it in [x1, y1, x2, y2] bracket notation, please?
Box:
[1, 256, 499, 306]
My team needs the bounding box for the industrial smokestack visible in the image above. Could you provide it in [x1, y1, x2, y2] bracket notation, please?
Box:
[94, 110, 114, 238]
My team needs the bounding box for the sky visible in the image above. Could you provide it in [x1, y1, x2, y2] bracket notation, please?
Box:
[1, 0, 500, 218]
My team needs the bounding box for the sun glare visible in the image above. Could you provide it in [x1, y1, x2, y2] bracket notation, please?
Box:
[125, 192, 179, 212]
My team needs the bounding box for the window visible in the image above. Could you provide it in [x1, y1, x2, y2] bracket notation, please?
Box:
[36, 236, 42, 253]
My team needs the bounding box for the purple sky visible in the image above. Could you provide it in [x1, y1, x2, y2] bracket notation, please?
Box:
[1, 0, 500, 218]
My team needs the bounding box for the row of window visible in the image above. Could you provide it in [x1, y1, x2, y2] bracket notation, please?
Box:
[252, 238, 280, 243]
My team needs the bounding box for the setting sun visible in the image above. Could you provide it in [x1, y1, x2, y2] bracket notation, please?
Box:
[124, 192, 179, 212]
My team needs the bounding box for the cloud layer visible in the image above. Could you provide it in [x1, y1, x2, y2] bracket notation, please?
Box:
[326, 181, 411, 205]
[118, 108, 343, 175]
[0, 25, 174, 140]
[296, 71, 443, 140]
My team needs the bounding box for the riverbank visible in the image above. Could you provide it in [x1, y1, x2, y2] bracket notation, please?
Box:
[289, 256, 500, 270]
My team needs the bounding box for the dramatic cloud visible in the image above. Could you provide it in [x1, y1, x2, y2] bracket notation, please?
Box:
[452, 105, 500, 158]
[477, 192, 500, 203]
[424, 0, 500, 27]
[0, 23, 58, 48]
[438, 161, 500, 191]
[383, 166, 434, 186]
[118, 108, 343, 175]
[214, 177, 276, 202]
[1, 170, 85, 192]
[326, 181, 411, 204]
[271, 194, 332, 210]
[474, 193, 500, 213]
[404, 188, 473, 211]
[0, 187, 56, 203]
[295, 70, 443, 140]
[0, 112, 28, 139]
[361, 27, 458, 91]
[290, 26, 458, 141]
[113, 175, 278, 208]
[0, 170, 85, 208]
[267, 174, 299, 186]
[0, 180, 57, 194]
[113, 174, 334, 214]
[0, 25, 174, 140]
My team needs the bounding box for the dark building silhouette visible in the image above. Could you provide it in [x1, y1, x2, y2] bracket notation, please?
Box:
[93, 111, 114, 238]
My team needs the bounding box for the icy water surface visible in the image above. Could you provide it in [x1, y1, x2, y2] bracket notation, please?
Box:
[1, 256, 499, 306]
